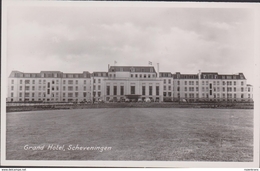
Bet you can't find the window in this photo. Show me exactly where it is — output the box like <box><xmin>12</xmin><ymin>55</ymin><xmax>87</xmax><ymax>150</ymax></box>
<box><xmin>140</xmin><ymin>74</ymin><xmax>142</xmax><ymax>78</ymax></box>
<box><xmin>234</xmin><ymin>87</ymin><xmax>236</xmax><ymax>92</ymax></box>
<box><xmin>11</xmin><ymin>93</ymin><xmax>13</xmax><ymax>97</ymax></box>
<box><xmin>210</xmin><ymin>83</ymin><xmax>212</xmax><ymax>89</ymax></box>
<box><xmin>11</xmin><ymin>80</ymin><xmax>14</xmax><ymax>84</ymax></box>
<box><xmin>32</xmin><ymin>93</ymin><xmax>35</xmax><ymax>97</ymax></box>
<box><xmin>47</xmin><ymin>89</ymin><xmax>50</xmax><ymax>94</ymax></box>
<box><xmin>68</xmin><ymin>86</ymin><xmax>73</xmax><ymax>91</ymax></box>
<box><xmin>142</xmin><ymin>86</ymin><xmax>146</xmax><ymax>95</ymax></box>
<box><xmin>84</xmin><ymin>86</ymin><xmax>86</xmax><ymax>91</ymax></box>
<box><xmin>241</xmin><ymin>88</ymin><xmax>244</xmax><ymax>92</ymax></box>
<box><xmin>184</xmin><ymin>81</ymin><xmax>187</xmax><ymax>85</ymax></box>
<box><xmin>20</xmin><ymin>86</ymin><xmax>22</xmax><ymax>91</ymax></box>
<box><xmin>241</xmin><ymin>81</ymin><xmax>244</xmax><ymax>86</ymax></box>
<box><xmin>131</xmin><ymin>74</ymin><xmax>133</xmax><ymax>78</ymax></box>
<box><xmin>11</xmin><ymin>86</ymin><xmax>14</xmax><ymax>91</ymax></box>
<box><xmin>114</xmin><ymin>86</ymin><xmax>117</xmax><ymax>95</ymax></box>
<box><xmin>63</xmin><ymin>93</ymin><xmax>66</xmax><ymax>97</ymax></box>
<box><xmin>164</xmin><ymin>79</ymin><xmax>166</xmax><ymax>84</ymax></box>
<box><xmin>241</xmin><ymin>94</ymin><xmax>244</xmax><ymax>98</ymax></box>
<box><xmin>32</xmin><ymin>86</ymin><xmax>35</xmax><ymax>91</ymax></box>
<box><xmin>168</xmin><ymin>79</ymin><xmax>171</xmax><ymax>84</ymax></box>
<box><xmin>25</xmin><ymin>93</ymin><xmax>30</xmax><ymax>97</ymax></box>
<box><xmin>168</xmin><ymin>92</ymin><xmax>171</xmax><ymax>97</ymax></box>
<box><xmin>20</xmin><ymin>80</ymin><xmax>23</xmax><ymax>84</ymax></box>
<box><xmin>131</xmin><ymin>86</ymin><xmax>135</xmax><ymax>94</ymax></box>
<box><xmin>76</xmin><ymin>86</ymin><xmax>78</xmax><ymax>91</ymax></box>
<box><xmin>98</xmin><ymin>79</ymin><xmax>100</xmax><ymax>83</ymax></box>
<box><xmin>248</xmin><ymin>88</ymin><xmax>250</xmax><ymax>92</ymax></box>
<box><xmin>148</xmin><ymin>74</ymin><xmax>150</xmax><ymax>78</ymax></box>
<box><xmin>19</xmin><ymin>93</ymin><xmax>22</xmax><ymax>97</ymax></box>
<box><xmin>68</xmin><ymin>93</ymin><xmax>73</xmax><ymax>97</ymax></box>
<box><xmin>75</xmin><ymin>92</ymin><xmax>78</xmax><ymax>97</ymax></box>
<box><xmin>98</xmin><ymin>85</ymin><xmax>100</xmax><ymax>90</ymax></box>
<box><xmin>196</xmin><ymin>81</ymin><xmax>198</xmax><ymax>85</ymax></box>
<box><xmin>52</xmin><ymin>80</ymin><xmax>55</xmax><ymax>84</ymax></box>
<box><xmin>202</xmin><ymin>81</ymin><xmax>204</xmax><ymax>85</ymax></box>
<box><xmin>202</xmin><ymin>87</ymin><xmax>205</xmax><ymax>92</ymax></box>
<box><xmin>177</xmin><ymin>81</ymin><xmax>180</xmax><ymax>85</ymax></box>
<box><xmin>68</xmin><ymin>80</ymin><xmax>73</xmax><ymax>84</ymax></box>
<box><xmin>149</xmin><ymin>86</ymin><xmax>152</xmax><ymax>95</ymax></box>
<box><xmin>63</xmin><ymin>80</ymin><xmax>66</xmax><ymax>84</ymax></box>
<box><xmin>47</xmin><ymin>82</ymin><xmax>50</xmax><ymax>88</ymax></box>
<box><xmin>56</xmin><ymin>86</ymin><xmax>59</xmax><ymax>91</ymax></box>
<box><xmin>163</xmin><ymin>92</ymin><xmax>166</xmax><ymax>97</ymax></box>
<box><xmin>25</xmin><ymin>80</ymin><xmax>30</xmax><ymax>84</ymax></box>
<box><xmin>76</xmin><ymin>80</ymin><xmax>78</xmax><ymax>84</ymax></box>
<box><xmin>217</xmin><ymin>81</ymin><xmax>219</xmax><ymax>85</ymax></box>
<box><xmin>84</xmin><ymin>80</ymin><xmax>86</xmax><ymax>84</ymax></box>
<box><xmin>223</xmin><ymin>87</ymin><xmax>225</xmax><ymax>92</ymax></box>
<box><xmin>63</xmin><ymin>86</ymin><xmax>66</xmax><ymax>91</ymax></box>
<box><xmin>164</xmin><ymin>86</ymin><xmax>166</xmax><ymax>91</ymax></box>
<box><xmin>185</xmin><ymin>87</ymin><xmax>187</xmax><ymax>91</ymax></box>
<box><xmin>93</xmin><ymin>85</ymin><xmax>96</xmax><ymax>90</ymax></box>
<box><xmin>107</xmin><ymin>86</ymin><xmax>110</xmax><ymax>95</ymax></box>
<box><xmin>25</xmin><ymin>86</ymin><xmax>30</xmax><ymax>91</ymax></box>
<box><xmin>196</xmin><ymin>87</ymin><xmax>199</xmax><ymax>91</ymax></box>
<box><xmin>97</xmin><ymin>92</ymin><xmax>101</xmax><ymax>97</ymax></box>
<box><xmin>120</xmin><ymin>86</ymin><xmax>124</xmax><ymax>95</ymax></box>
<box><xmin>206</xmin><ymin>81</ymin><xmax>208</xmax><ymax>85</ymax></box>
<box><xmin>156</xmin><ymin>86</ymin><xmax>159</xmax><ymax>96</ymax></box>
<box><xmin>43</xmin><ymin>80</ymin><xmax>46</xmax><ymax>84</ymax></box>
<box><xmin>234</xmin><ymin>81</ymin><xmax>236</xmax><ymax>86</ymax></box>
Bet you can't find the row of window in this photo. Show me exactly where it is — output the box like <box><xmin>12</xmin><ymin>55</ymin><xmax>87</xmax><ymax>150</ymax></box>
<box><xmin>11</xmin><ymin>79</ymin><xmax>89</xmax><ymax>85</ymax></box>
<box><xmin>130</xmin><ymin>74</ymin><xmax>156</xmax><ymax>78</ymax></box>
<box><xmin>162</xmin><ymin>80</ymin><xmax>245</xmax><ymax>86</ymax></box>
<box><xmin>11</xmin><ymin>86</ymin><xmax>90</xmax><ymax>92</ymax></box>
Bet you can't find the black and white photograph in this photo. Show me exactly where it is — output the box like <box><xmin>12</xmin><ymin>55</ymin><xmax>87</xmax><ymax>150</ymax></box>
<box><xmin>1</xmin><ymin>0</ymin><xmax>260</xmax><ymax>168</ymax></box>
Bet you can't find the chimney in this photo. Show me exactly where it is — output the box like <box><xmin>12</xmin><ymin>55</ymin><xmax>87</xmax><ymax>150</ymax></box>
<box><xmin>157</xmin><ymin>63</ymin><xmax>159</xmax><ymax>78</ymax></box>
<box><xmin>108</xmin><ymin>64</ymin><xmax>110</xmax><ymax>71</ymax></box>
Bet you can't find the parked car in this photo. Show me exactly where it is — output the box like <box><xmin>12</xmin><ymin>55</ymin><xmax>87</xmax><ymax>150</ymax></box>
<box><xmin>138</xmin><ymin>98</ymin><xmax>143</xmax><ymax>102</ymax></box>
<box><xmin>109</xmin><ymin>99</ymin><xmax>114</xmax><ymax>103</ymax></box>
<box><xmin>125</xmin><ymin>98</ymin><xmax>130</xmax><ymax>102</ymax></box>
<box><xmin>98</xmin><ymin>99</ymin><xmax>104</xmax><ymax>103</ymax></box>
<box><xmin>144</xmin><ymin>98</ymin><xmax>151</xmax><ymax>103</ymax></box>
<box><xmin>131</xmin><ymin>99</ymin><xmax>137</xmax><ymax>102</ymax></box>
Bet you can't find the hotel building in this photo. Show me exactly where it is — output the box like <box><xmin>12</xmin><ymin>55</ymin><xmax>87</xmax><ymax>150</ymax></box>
<box><xmin>7</xmin><ymin>65</ymin><xmax>253</xmax><ymax>103</ymax></box>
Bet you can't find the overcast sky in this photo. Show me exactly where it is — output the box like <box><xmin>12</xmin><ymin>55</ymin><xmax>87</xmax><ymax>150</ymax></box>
<box><xmin>6</xmin><ymin>3</ymin><xmax>257</xmax><ymax>84</ymax></box>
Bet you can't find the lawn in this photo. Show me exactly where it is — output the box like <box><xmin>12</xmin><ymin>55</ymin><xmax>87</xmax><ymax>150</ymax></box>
<box><xmin>6</xmin><ymin>108</ymin><xmax>253</xmax><ymax>161</ymax></box>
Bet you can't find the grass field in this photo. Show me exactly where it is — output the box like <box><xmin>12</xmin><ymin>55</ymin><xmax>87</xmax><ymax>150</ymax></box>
<box><xmin>6</xmin><ymin>108</ymin><xmax>253</xmax><ymax>161</ymax></box>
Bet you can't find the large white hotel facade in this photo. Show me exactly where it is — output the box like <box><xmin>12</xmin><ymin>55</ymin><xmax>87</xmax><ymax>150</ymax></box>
<box><xmin>7</xmin><ymin>65</ymin><xmax>253</xmax><ymax>103</ymax></box>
